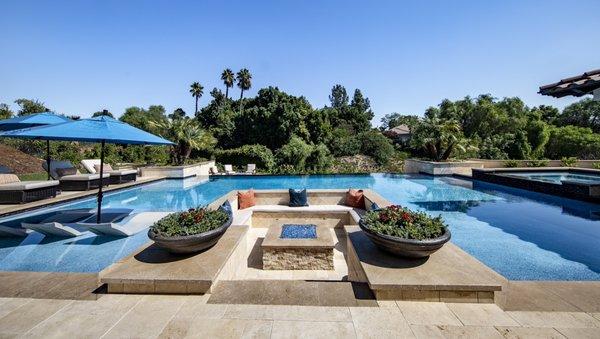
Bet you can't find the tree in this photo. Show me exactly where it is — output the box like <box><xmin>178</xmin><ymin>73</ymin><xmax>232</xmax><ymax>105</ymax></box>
<box><xmin>236</xmin><ymin>68</ymin><xmax>252</xmax><ymax>100</ymax></box>
<box><xmin>411</xmin><ymin>118</ymin><xmax>469</xmax><ymax>161</ymax></box>
<box><xmin>91</xmin><ymin>110</ymin><xmax>114</xmax><ymax>118</ymax></box>
<box><xmin>221</xmin><ymin>68</ymin><xmax>235</xmax><ymax>99</ymax></box>
<box><xmin>0</xmin><ymin>103</ymin><xmax>14</xmax><ymax>119</ymax></box>
<box><xmin>380</xmin><ymin>113</ymin><xmax>420</xmax><ymax>130</ymax></box>
<box><xmin>329</xmin><ymin>84</ymin><xmax>349</xmax><ymax>109</ymax></box>
<box><xmin>189</xmin><ymin>82</ymin><xmax>204</xmax><ymax>114</ymax></box>
<box><xmin>169</xmin><ymin>108</ymin><xmax>186</xmax><ymax>120</ymax></box>
<box><xmin>326</xmin><ymin>86</ymin><xmax>373</xmax><ymax>133</ymax></box>
<box><xmin>14</xmin><ymin>98</ymin><xmax>49</xmax><ymax>116</ymax></box>
<box><xmin>545</xmin><ymin>125</ymin><xmax>600</xmax><ymax>159</ymax></box>
<box><xmin>150</xmin><ymin>117</ymin><xmax>216</xmax><ymax>165</ymax></box>
<box><xmin>557</xmin><ymin>98</ymin><xmax>600</xmax><ymax>133</ymax></box>
<box><xmin>119</xmin><ymin>105</ymin><xmax>168</xmax><ymax>133</ymax></box>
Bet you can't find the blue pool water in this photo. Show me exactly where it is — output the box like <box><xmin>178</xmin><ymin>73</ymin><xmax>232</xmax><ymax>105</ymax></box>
<box><xmin>280</xmin><ymin>224</ymin><xmax>317</xmax><ymax>239</ymax></box>
<box><xmin>0</xmin><ymin>174</ymin><xmax>599</xmax><ymax>280</ymax></box>
<box><xmin>503</xmin><ymin>171</ymin><xmax>600</xmax><ymax>185</ymax></box>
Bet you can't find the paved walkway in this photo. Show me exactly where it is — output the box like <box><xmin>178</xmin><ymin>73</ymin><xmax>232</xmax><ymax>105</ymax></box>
<box><xmin>0</xmin><ymin>294</ymin><xmax>598</xmax><ymax>338</ymax></box>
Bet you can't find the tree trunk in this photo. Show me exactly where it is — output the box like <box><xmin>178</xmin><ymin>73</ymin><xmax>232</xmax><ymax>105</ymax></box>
<box><xmin>441</xmin><ymin>142</ymin><xmax>455</xmax><ymax>161</ymax></box>
<box><xmin>195</xmin><ymin>96</ymin><xmax>198</xmax><ymax>115</ymax></box>
<box><xmin>225</xmin><ymin>86</ymin><xmax>229</xmax><ymax>100</ymax></box>
<box><xmin>240</xmin><ymin>89</ymin><xmax>244</xmax><ymax>100</ymax></box>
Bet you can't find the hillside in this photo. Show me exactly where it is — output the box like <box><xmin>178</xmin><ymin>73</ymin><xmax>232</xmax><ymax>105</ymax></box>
<box><xmin>0</xmin><ymin>143</ymin><xmax>45</xmax><ymax>174</ymax></box>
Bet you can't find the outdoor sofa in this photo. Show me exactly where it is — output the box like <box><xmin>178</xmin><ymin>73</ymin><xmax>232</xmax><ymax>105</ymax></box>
<box><xmin>43</xmin><ymin>160</ymin><xmax>110</xmax><ymax>191</ymax></box>
<box><xmin>81</xmin><ymin>159</ymin><xmax>138</xmax><ymax>184</ymax></box>
<box><xmin>0</xmin><ymin>174</ymin><xmax>59</xmax><ymax>204</ymax></box>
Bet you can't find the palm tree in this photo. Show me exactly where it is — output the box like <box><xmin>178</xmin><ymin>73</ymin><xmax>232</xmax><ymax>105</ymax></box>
<box><xmin>221</xmin><ymin>69</ymin><xmax>235</xmax><ymax>99</ymax></box>
<box><xmin>189</xmin><ymin>82</ymin><xmax>204</xmax><ymax>114</ymax></box>
<box><xmin>411</xmin><ymin>118</ymin><xmax>473</xmax><ymax>161</ymax></box>
<box><xmin>236</xmin><ymin>69</ymin><xmax>252</xmax><ymax>100</ymax></box>
<box><xmin>150</xmin><ymin>117</ymin><xmax>216</xmax><ymax>165</ymax></box>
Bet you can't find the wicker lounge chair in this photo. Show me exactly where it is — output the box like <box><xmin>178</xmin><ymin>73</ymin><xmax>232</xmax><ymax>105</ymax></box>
<box><xmin>0</xmin><ymin>174</ymin><xmax>59</xmax><ymax>204</ymax></box>
<box><xmin>81</xmin><ymin>159</ymin><xmax>138</xmax><ymax>184</ymax></box>
<box><xmin>43</xmin><ymin>160</ymin><xmax>110</xmax><ymax>191</ymax></box>
<box><xmin>209</xmin><ymin>166</ymin><xmax>224</xmax><ymax>175</ymax></box>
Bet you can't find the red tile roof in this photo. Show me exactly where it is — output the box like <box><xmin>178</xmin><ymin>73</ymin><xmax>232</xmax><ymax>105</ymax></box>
<box><xmin>539</xmin><ymin>69</ymin><xmax>600</xmax><ymax>98</ymax></box>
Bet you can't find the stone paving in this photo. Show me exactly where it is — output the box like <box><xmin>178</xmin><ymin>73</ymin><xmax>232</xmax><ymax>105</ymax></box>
<box><xmin>0</xmin><ymin>294</ymin><xmax>599</xmax><ymax>338</ymax></box>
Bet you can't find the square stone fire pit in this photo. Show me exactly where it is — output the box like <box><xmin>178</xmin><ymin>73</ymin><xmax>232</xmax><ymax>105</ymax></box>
<box><xmin>262</xmin><ymin>224</ymin><xmax>335</xmax><ymax>270</ymax></box>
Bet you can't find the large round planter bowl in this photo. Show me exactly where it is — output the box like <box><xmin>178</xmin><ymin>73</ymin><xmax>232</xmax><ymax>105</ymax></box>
<box><xmin>148</xmin><ymin>214</ymin><xmax>233</xmax><ymax>254</ymax></box>
<box><xmin>358</xmin><ymin>219</ymin><xmax>451</xmax><ymax>258</ymax></box>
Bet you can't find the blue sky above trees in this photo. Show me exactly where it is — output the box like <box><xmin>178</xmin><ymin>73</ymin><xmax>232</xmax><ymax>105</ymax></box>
<box><xmin>1</xmin><ymin>0</ymin><xmax>599</xmax><ymax>125</ymax></box>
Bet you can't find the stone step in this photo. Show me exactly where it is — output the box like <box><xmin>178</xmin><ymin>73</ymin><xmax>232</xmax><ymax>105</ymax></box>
<box><xmin>208</xmin><ymin>280</ymin><xmax>376</xmax><ymax>307</ymax></box>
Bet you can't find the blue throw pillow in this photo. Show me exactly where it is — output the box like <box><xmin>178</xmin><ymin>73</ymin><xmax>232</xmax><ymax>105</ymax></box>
<box><xmin>289</xmin><ymin>189</ymin><xmax>308</xmax><ymax>207</ymax></box>
<box><xmin>371</xmin><ymin>202</ymin><xmax>380</xmax><ymax>210</ymax></box>
<box><xmin>220</xmin><ymin>200</ymin><xmax>233</xmax><ymax>215</ymax></box>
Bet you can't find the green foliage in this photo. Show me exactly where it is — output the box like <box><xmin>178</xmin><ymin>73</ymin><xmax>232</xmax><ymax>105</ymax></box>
<box><xmin>358</xmin><ymin>130</ymin><xmax>395</xmax><ymax>165</ymax></box>
<box><xmin>189</xmin><ymin>82</ymin><xmax>204</xmax><ymax>114</ymax></box>
<box><xmin>380</xmin><ymin>113</ymin><xmax>420</xmax><ymax>130</ymax></box>
<box><xmin>328</xmin><ymin>127</ymin><xmax>361</xmax><ymax>157</ymax></box>
<box><xmin>560</xmin><ymin>157</ymin><xmax>578</xmax><ymax>167</ymax></box>
<box><xmin>221</xmin><ymin>69</ymin><xmax>235</xmax><ymax>99</ymax></box>
<box><xmin>410</xmin><ymin>117</ymin><xmax>469</xmax><ymax>161</ymax></box>
<box><xmin>275</xmin><ymin>135</ymin><xmax>313</xmax><ymax>172</ymax></box>
<box><xmin>503</xmin><ymin>160</ymin><xmax>520</xmax><ymax>168</ymax></box>
<box><xmin>91</xmin><ymin>110</ymin><xmax>114</xmax><ymax>118</ymax></box>
<box><xmin>236</xmin><ymin>68</ymin><xmax>252</xmax><ymax>100</ymax></box>
<box><xmin>526</xmin><ymin>120</ymin><xmax>550</xmax><ymax>158</ymax></box>
<box><xmin>526</xmin><ymin>159</ymin><xmax>549</xmax><ymax>167</ymax></box>
<box><xmin>120</xmin><ymin>105</ymin><xmax>168</xmax><ymax>133</ymax></box>
<box><xmin>214</xmin><ymin>144</ymin><xmax>275</xmax><ymax>170</ymax></box>
<box><xmin>150</xmin><ymin>207</ymin><xmax>229</xmax><ymax>237</ymax></box>
<box><xmin>557</xmin><ymin>98</ymin><xmax>600</xmax><ymax>133</ymax></box>
<box><xmin>150</xmin><ymin>117</ymin><xmax>215</xmax><ymax>165</ymax></box>
<box><xmin>326</xmin><ymin>86</ymin><xmax>374</xmax><ymax>133</ymax></box>
<box><xmin>593</xmin><ymin>162</ymin><xmax>600</xmax><ymax>170</ymax></box>
<box><xmin>14</xmin><ymin>98</ymin><xmax>49</xmax><ymax>116</ymax></box>
<box><xmin>545</xmin><ymin>126</ymin><xmax>600</xmax><ymax>159</ymax></box>
<box><xmin>362</xmin><ymin>205</ymin><xmax>446</xmax><ymax>240</ymax></box>
<box><xmin>0</xmin><ymin>103</ymin><xmax>14</xmax><ymax>119</ymax></box>
<box><xmin>306</xmin><ymin>143</ymin><xmax>334</xmax><ymax>172</ymax></box>
<box><xmin>18</xmin><ymin>172</ymin><xmax>48</xmax><ymax>181</ymax></box>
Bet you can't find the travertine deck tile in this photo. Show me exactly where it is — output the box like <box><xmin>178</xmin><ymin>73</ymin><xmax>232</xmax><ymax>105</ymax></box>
<box><xmin>102</xmin><ymin>295</ymin><xmax>186</xmax><ymax>338</ymax></box>
<box><xmin>410</xmin><ymin>325</ymin><xmax>504</xmax><ymax>339</ymax></box>
<box><xmin>396</xmin><ymin>301</ymin><xmax>462</xmax><ymax>326</ymax></box>
<box><xmin>447</xmin><ymin>303</ymin><xmax>519</xmax><ymax>326</ymax></box>
<box><xmin>270</xmin><ymin>305</ymin><xmax>351</xmax><ymax>322</ymax></box>
<box><xmin>507</xmin><ymin>311</ymin><xmax>600</xmax><ymax>328</ymax></box>
<box><xmin>270</xmin><ymin>320</ymin><xmax>356</xmax><ymax>339</ymax></box>
<box><xmin>0</xmin><ymin>297</ymin><xmax>31</xmax><ymax>319</ymax></box>
<box><xmin>0</xmin><ymin>298</ymin><xmax>72</xmax><ymax>336</ymax></box>
<box><xmin>495</xmin><ymin>326</ymin><xmax>566</xmax><ymax>338</ymax></box>
<box><xmin>555</xmin><ymin>327</ymin><xmax>600</xmax><ymax>339</ymax></box>
<box><xmin>350</xmin><ymin>306</ymin><xmax>414</xmax><ymax>338</ymax></box>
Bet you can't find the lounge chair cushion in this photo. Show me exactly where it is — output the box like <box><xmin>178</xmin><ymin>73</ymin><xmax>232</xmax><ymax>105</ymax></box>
<box><xmin>0</xmin><ymin>174</ymin><xmax>19</xmax><ymax>185</ymax></box>
<box><xmin>94</xmin><ymin>163</ymin><xmax>113</xmax><ymax>173</ymax></box>
<box><xmin>60</xmin><ymin>173</ymin><xmax>109</xmax><ymax>181</ymax></box>
<box><xmin>43</xmin><ymin>160</ymin><xmax>78</xmax><ymax>180</ymax></box>
<box><xmin>110</xmin><ymin>169</ymin><xmax>137</xmax><ymax>176</ymax></box>
<box><xmin>0</xmin><ymin>180</ymin><xmax>59</xmax><ymax>191</ymax></box>
<box><xmin>289</xmin><ymin>189</ymin><xmax>308</xmax><ymax>207</ymax></box>
<box><xmin>238</xmin><ymin>189</ymin><xmax>256</xmax><ymax>209</ymax></box>
<box><xmin>56</xmin><ymin>167</ymin><xmax>77</xmax><ymax>177</ymax></box>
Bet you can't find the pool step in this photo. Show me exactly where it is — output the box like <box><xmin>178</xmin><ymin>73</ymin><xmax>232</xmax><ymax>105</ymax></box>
<box><xmin>208</xmin><ymin>280</ymin><xmax>377</xmax><ymax>307</ymax></box>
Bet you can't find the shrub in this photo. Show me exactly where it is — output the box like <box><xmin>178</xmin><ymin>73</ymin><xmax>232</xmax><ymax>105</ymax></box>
<box><xmin>503</xmin><ymin>160</ymin><xmax>520</xmax><ymax>168</ymax></box>
<box><xmin>358</xmin><ymin>130</ymin><xmax>395</xmax><ymax>165</ymax></box>
<box><xmin>275</xmin><ymin>136</ymin><xmax>313</xmax><ymax>171</ymax></box>
<box><xmin>150</xmin><ymin>207</ymin><xmax>229</xmax><ymax>237</ymax></box>
<box><xmin>593</xmin><ymin>162</ymin><xmax>600</xmax><ymax>170</ymax></box>
<box><xmin>328</xmin><ymin>128</ymin><xmax>361</xmax><ymax>157</ymax></box>
<box><xmin>214</xmin><ymin>144</ymin><xmax>275</xmax><ymax>171</ymax></box>
<box><xmin>560</xmin><ymin>157</ymin><xmax>578</xmax><ymax>167</ymax></box>
<box><xmin>362</xmin><ymin>205</ymin><xmax>446</xmax><ymax>240</ymax></box>
<box><xmin>545</xmin><ymin>126</ymin><xmax>600</xmax><ymax>159</ymax></box>
<box><xmin>526</xmin><ymin>159</ymin><xmax>549</xmax><ymax>167</ymax></box>
<box><xmin>305</xmin><ymin>143</ymin><xmax>333</xmax><ymax>172</ymax></box>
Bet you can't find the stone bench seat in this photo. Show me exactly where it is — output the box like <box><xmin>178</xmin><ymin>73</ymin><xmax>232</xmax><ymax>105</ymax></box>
<box><xmin>232</xmin><ymin>204</ymin><xmax>364</xmax><ymax>227</ymax></box>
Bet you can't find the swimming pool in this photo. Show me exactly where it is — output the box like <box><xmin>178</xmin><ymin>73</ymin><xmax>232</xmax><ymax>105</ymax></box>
<box><xmin>0</xmin><ymin>174</ymin><xmax>599</xmax><ymax>280</ymax></box>
<box><xmin>503</xmin><ymin>171</ymin><xmax>600</xmax><ymax>185</ymax></box>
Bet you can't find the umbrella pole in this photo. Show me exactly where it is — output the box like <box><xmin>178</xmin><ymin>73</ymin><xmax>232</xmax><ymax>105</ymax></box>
<box><xmin>97</xmin><ymin>140</ymin><xmax>105</xmax><ymax>224</ymax></box>
<box><xmin>46</xmin><ymin>140</ymin><xmax>51</xmax><ymax>180</ymax></box>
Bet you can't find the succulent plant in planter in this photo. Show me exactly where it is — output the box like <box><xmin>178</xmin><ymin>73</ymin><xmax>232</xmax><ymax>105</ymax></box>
<box><xmin>148</xmin><ymin>203</ymin><xmax>233</xmax><ymax>254</ymax></box>
<box><xmin>359</xmin><ymin>205</ymin><xmax>451</xmax><ymax>258</ymax></box>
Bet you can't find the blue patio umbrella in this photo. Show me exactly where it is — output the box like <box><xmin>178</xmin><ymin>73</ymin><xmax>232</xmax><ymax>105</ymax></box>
<box><xmin>0</xmin><ymin>112</ymin><xmax>72</xmax><ymax>179</ymax></box>
<box><xmin>0</xmin><ymin>116</ymin><xmax>174</xmax><ymax>222</ymax></box>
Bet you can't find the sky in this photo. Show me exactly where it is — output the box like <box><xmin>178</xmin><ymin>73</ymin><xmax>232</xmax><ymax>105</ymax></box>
<box><xmin>1</xmin><ymin>0</ymin><xmax>599</xmax><ymax>125</ymax></box>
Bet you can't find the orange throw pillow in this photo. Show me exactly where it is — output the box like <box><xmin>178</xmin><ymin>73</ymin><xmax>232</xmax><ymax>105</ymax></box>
<box><xmin>345</xmin><ymin>189</ymin><xmax>365</xmax><ymax>209</ymax></box>
<box><xmin>238</xmin><ymin>189</ymin><xmax>256</xmax><ymax>210</ymax></box>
